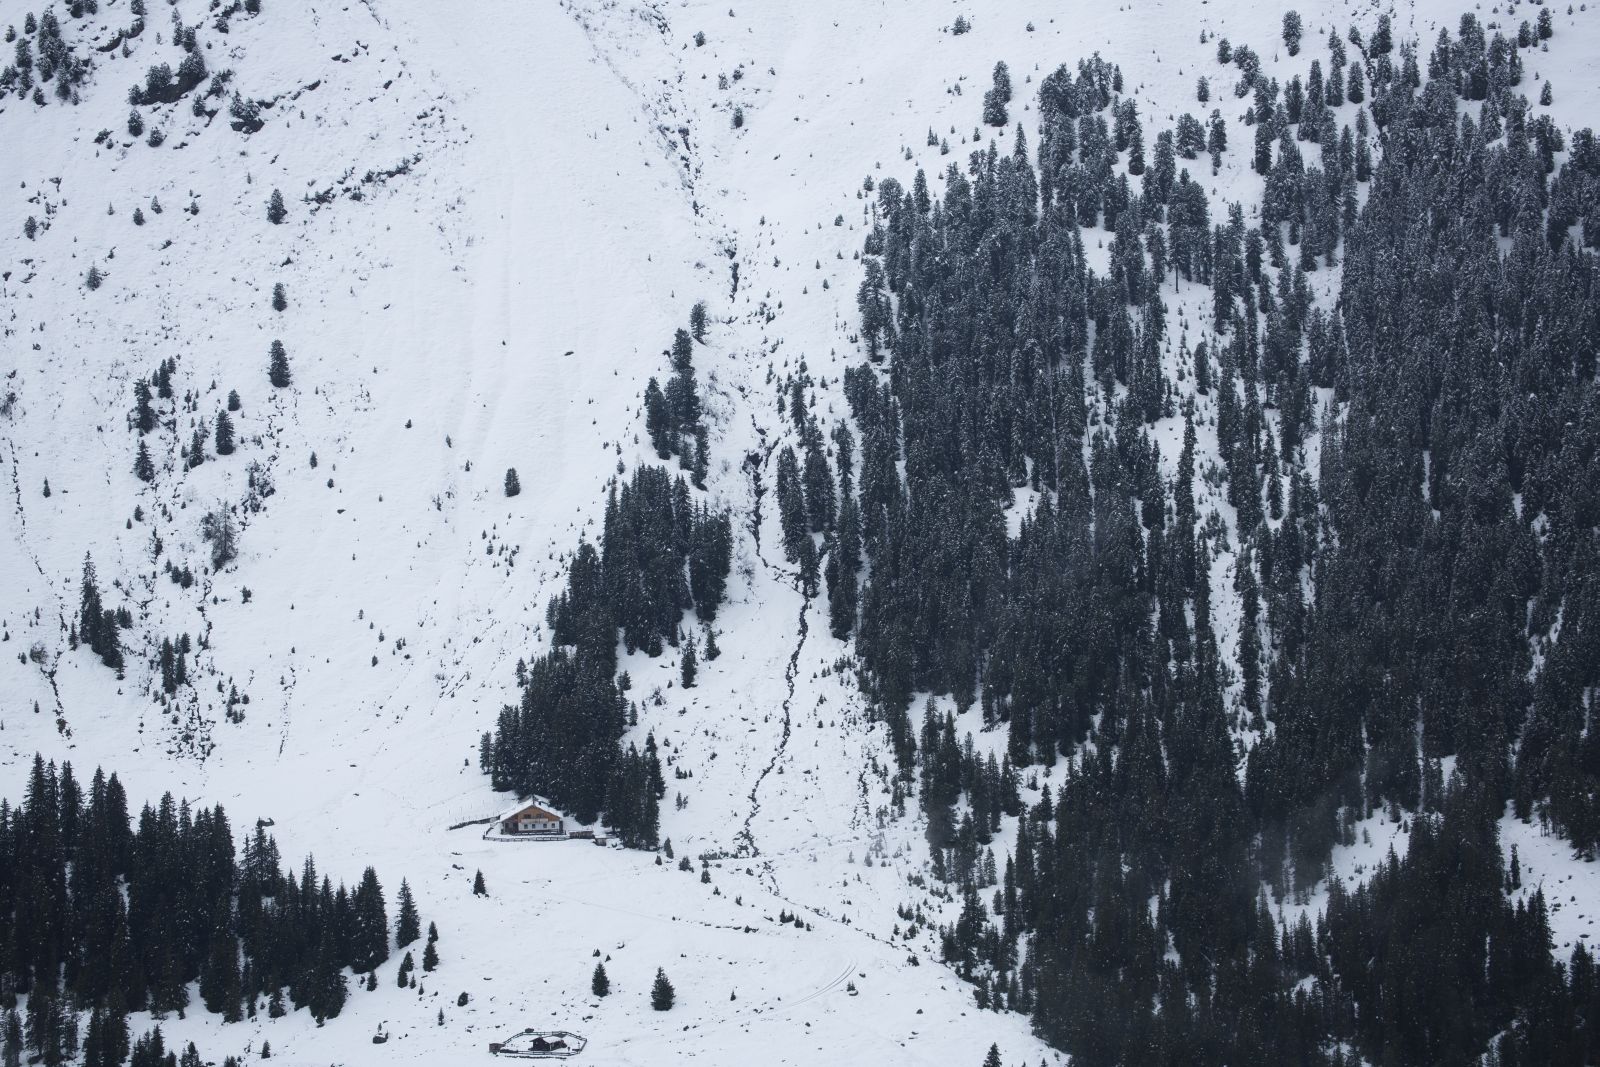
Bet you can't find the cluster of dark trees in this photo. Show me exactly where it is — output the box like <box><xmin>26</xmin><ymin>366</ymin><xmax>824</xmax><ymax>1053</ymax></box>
<box><xmin>132</xmin><ymin>353</ymin><xmax>250</xmax><ymax>482</ymax></box>
<box><xmin>482</xmin><ymin>378</ymin><xmax>732</xmax><ymax>843</ymax></box>
<box><xmin>75</xmin><ymin>556</ymin><xmax>128</xmax><ymax>673</ymax></box>
<box><xmin>771</xmin><ymin>373</ymin><xmax>860</xmax><ymax>635</ymax></box>
<box><xmin>0</xmin><ymin>756</ymin><xmax>426</xmax><ymax>1066</ymax></box>
<box><xmin>841</xmin><ymin>9</ymin><xmax>1600</xmax><ymax>1064</ymax></box>
<box><xmin>645</xmin><ymin>309</ymin><xmax>712</xmax><ymax>487</ymax></box>
<box><xmin>127</xmin><ymin>50</ymin><xmax>207</xmax><ymax>107</ymax></box>
<box><xmin>0</xmin><ymin>7</ymin><xmax>94</xmax><ymax>105</ymax></box>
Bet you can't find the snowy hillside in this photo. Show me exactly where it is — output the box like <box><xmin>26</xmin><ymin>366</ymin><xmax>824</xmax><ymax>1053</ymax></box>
<box><xmin>5</xmin><ymin>0</ymin><xmax>1600</xmax><ymax>1063</ymax></box>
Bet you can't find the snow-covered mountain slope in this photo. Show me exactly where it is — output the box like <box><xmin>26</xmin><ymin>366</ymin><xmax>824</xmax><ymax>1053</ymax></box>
<box><xmin>4</xmin><ymin>0</ymin><xmax>1600</xmax><ymax>1062</ymax></box>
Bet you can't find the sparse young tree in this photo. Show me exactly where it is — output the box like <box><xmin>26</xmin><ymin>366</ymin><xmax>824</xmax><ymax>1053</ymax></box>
<box><xmin>271</xmin><ymin>282</ymin><xmax>287</xmax><ymax>312</ymax></box>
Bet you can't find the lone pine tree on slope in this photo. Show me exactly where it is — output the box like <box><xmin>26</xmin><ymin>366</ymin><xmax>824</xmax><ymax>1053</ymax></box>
<box><xmin>268</xmin><ymin>340</ymin><xmax>291</xmax><ymax>388</ymax></box>
<box><xmin>681</xmin><ymin>635</ymin><xmax>697</xmax><ymax>688</ymax></box>
<box><xmin>651</xmin><ymin>968</ymin><xmax>674</xmax><ymax>1011</ymax></box>
<box><xmin>1282</xmin><ymin>9</ymin><xmax>1302</xmax><ymax>54</ymax></box>
<box><xmin>134</xmin><ymin>439</ymin><xmax>155</xmax><ymax>482</ymax></box>
<box><xmin>215</xmin><ymin>409</ymin><xmax>235</xmax><ymax>456</ymax></box>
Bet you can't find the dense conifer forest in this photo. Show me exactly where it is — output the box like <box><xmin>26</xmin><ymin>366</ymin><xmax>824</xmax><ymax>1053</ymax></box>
<box><xmin>836</xmin><ymin>10</ymin><xmax>1600</xmax><ymax>1065</ymax></box>
<box><xmin>481</xmin><ymin>313</ymin><xmax>731</xmax><ymax>848</ymax></box>
<box><xmin>0</xmin><ymin>756</ymin><xmax>425</xmax><ymax>1066</ymax></box>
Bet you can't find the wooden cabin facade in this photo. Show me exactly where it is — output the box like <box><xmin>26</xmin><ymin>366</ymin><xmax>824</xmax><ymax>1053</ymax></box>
<box><xmin>500</xmin><ymin>802</ymin><xmax>565</xmax><ymax>837</ymax></box>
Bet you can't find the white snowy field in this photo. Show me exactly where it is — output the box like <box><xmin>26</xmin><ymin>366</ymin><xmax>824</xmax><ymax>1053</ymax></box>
<box><xmin>3</xmin><ymin>0</ymin><xmax>1599</xmax><ymax>1062</ymax></box>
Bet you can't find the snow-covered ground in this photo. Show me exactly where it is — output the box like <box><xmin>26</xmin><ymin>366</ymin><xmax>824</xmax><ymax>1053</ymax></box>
<box><xmin>4</xmin><ymin>0</ymin><xmax>1599</xmax><ymax>1062</ymax></box>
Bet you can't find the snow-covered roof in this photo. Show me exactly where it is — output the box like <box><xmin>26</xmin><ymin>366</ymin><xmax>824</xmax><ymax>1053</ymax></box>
<box><xmin>499</xmin><ymin>799</ymin><xmax>564</xmax><ymax>823</ymax></box>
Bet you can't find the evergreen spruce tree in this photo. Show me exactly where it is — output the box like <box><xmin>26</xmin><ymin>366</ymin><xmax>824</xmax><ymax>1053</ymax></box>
<box><xmin>266</xmin><ymin>188</ymin><xmax>286</xmax><ymax>224</ymax></box>
<box><xmin>504</xmin><ymin>468</ymin><xmax>521</xmax><ymax>497</ymax></box>
<box><xmin>671</xmin><ymin>328</ymin><xmax>694</xmax><ymax>374</ymax></box>
<box><xmin>680</xmin><ymin>635</ymin><xmax>697</xmax><ymax>688</ymax></box>
<box><xmin>134</xmin><ymin>379</ymin><xmax>157</xmax><ymax>433</ymax></box>
<box><xmin>215</xmin><ymin>409</ymin><xmax>235</xmax><ymax>456</ymax></box>
<box><xmin>644</xmin><ymin>378</ymin><xmax>672</xmax><ymax>458</ymax></box>
<box><xmin>591</xmin><ymin>962</ymin><xmax>610</xmax><ymax>998</ymax></box>
<box><xmin>352</xmin><ymin>867</ymin><xmax>390</xmax><ymax>971</ymax></box>
<box><xmin>267</xmin><ymin>340</ymin><xmax>291</xmax><ymax>388</ymax></box>
<box><xmin>1282</xmin><ymin>10</ymin><xmax>1303</xmax><ymax>54</ymax></box>
<box><xmin>422</xmin><ymin>937</ymin><xmax>439</xmax><ymax>973</ymax></box>
<box><xmin>650</xmin><ymin>968</ymin><xmax>674</xmax><ymax>1011</ymax></box>
<box><xmin>134</xmin><ymin>439</ymin><xmax>155</xmax><ymax>483</ymax></box>
<box><xmin>395</xmin><ymin>879</ymin><xmax>420</xmax><ymax>947</ymax></box>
